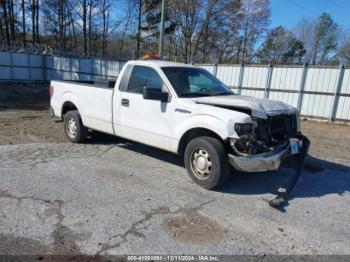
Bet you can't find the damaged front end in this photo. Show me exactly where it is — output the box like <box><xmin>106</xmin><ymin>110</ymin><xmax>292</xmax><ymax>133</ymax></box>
<box><xmin>227</xmin><ymin>112</ymin><xmax>310</xmax><ymax>208</ymax></box>
<box><xmin>229</xmin><ymin>113</ymin><xmax>301</xmax><ymax>172</ymax></box>
<box><xmin>196</xmin><ymin>95</ymin><xmax>310</xmax><ymax>207</ymax></box>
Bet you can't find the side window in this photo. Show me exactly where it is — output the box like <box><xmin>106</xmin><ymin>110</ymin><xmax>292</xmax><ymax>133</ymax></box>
<box><xmin>127</xmin><ymin>66</ymin><xmax>163</xmax><ymax>93</ymax></box>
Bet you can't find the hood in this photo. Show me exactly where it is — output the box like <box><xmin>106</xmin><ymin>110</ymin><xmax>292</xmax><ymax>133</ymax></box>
<box><xmin>195</xmin><ymin>95</ymin><xmax>298</xmax><ymax>119</ymax></box>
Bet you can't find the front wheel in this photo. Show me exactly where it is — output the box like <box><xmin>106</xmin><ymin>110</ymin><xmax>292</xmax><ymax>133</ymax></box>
<box><xmin>184</xmin><ymin>136</ymin><xmax>230</xmax><ymax>189</ymax></box>
<box><xmin>63</xmin><ymin>110</ymin><xmax>88</xmax><ymax>143</ymax></box>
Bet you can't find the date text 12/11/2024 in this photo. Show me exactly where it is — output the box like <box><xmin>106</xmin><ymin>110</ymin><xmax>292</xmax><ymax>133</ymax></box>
<box><xmin>127</xmin><ymin>255</ymin><xmax>220</xmax><ymax>261</ymax></box>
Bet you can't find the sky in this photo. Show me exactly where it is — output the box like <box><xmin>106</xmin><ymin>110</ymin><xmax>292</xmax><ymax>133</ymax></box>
<box><xmin>270</xmin><ymin>0</ymin><xmax>350</xmax><ymax>29</ymax></box>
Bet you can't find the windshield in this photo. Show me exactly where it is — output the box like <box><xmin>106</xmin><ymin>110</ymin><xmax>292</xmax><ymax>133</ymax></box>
<box><xmin>162</xmin><ymin>67</ymin><xmax>233</xmax><ymax>98</ymax></box>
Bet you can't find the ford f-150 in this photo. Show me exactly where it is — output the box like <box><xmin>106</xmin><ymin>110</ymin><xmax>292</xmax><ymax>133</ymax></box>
<box><xmin>50</xmin><ymin>58</ymin><xmax>309</xmax><ymax>205</ymax></box>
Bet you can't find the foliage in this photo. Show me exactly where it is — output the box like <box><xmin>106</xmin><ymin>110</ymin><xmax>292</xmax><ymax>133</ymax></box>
<box><xmin>257</xmin><ymin>26</ymin><xmax>305</xmax><ymax>64</ymax></box>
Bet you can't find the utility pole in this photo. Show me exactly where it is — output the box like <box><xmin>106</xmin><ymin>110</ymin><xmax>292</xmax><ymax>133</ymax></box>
<box><xmin>159</xmin><ymin>0</ymin><xmax>165</xmax><ymax>59</ymax></box>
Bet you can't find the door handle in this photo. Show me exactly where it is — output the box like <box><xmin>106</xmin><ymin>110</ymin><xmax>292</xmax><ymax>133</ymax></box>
<box><xmin>121</xmin><ymin>98</ymin><xmax>129</xmax><ymax>107</ymax></box>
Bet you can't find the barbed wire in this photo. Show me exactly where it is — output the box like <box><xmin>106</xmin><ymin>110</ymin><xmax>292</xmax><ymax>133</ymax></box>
<box><xmin>0</xmin><ymin>41</ymin><xmax>53</xmax><ymax>55</ymax></box>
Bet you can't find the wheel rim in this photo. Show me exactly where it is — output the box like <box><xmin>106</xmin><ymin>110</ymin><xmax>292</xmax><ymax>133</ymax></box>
<box><xmin>67</xmin><ymin>117</ymin><xmax>78</xmax><ymax>138</ymax></box>
<box><xmin>190</xmin><ymin>148</ymin><xmax>212</xmax><ymax>180</ymax></box>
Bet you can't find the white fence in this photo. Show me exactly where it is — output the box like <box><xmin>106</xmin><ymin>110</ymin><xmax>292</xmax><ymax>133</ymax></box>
<box><xmin>0</xmin><ymin>51</ymin><xmax>125</xmax><ymax>81</ymax></box>
<box><xmin>199</xmin><ymin>64</ymin><xmax>350</xmax><ymax>122</ymax></box>
<box><xmin>0</xmin><ymin>51</ymin><xmax>349</xmax><ymax>122</ymax></box>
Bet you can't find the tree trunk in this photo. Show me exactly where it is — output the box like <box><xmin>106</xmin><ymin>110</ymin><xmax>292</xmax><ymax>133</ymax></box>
<box><xmin>241</xmin><ymin>29</ymin><xmax>248</xmax><ymax>63</ymax></box>
<box><xmin>9</xmin><ymin>0</ymin><xmax>15</xmax><ymax>42</ymax></box>
<box><xmin>119</xmin><ymin>1</ymin><xmax>132</xmax><ymax>59</ymax></box>
<box><xmin>2</xmin><ymin>1</ymin><xmax>10</xmax><ymax>44</ymax></box>
<box><xmin>311</xmin><ymin>37</ymin><xmax>320</xmax><ymax>65</ymax></box>
<box><xmin>83</xmin><ymin>0</ymin><xmax>87</xmax><ymax>56</ymax></box>
<box><xmin>69</xmin><ymin>6</ymin><xmax>77</xmax><ymax>52</ymax></box>
<box><xmin>102</xmin><ymin>1</ymin><xmax>107</xmax><ymax>57</ymax></box>
<box><xmin>136</xmin><ymin>0</ymin><xmax>143</xmax><ymax>59</ymax></box>
<box><xmin>0</xmin><ymin>16</ymin><xmax>4</xmax><ymax>41</ymax></box>
<box><xmin>21</xmin><ymin>0</ymin><xmax>26</xmax><ymax>46</ymax></box>
<box><xmin>31</xmin><ymin>0</ymin><xmax>36</xmax><ymax>44</ymax></box>
<box><xmin>105</xmin><ymin>12</ymin><xmax>109</xmax><ymax>57</ymax></box>
<box><xmin>88</xmin><ymin>1</ymin><xmax>92</xmax><ymax>56</ymax></box>
<box><xmin>35</xmin><ymin>0</ymin><xmax>39</xmax><ymax>43</ymax></box>
<box><xmin>58</xmin><ymin>0</ymin><xmax>64</xmax><ymax>52</ymax></box>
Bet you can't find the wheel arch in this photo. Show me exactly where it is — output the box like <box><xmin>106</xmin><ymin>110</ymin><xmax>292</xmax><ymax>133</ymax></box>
<box><xmin>58</xmin><ymin>91</ymin><xmax>81</xmax><ymax>119</ymax></box>
<box><xmin>61</xmin><ymin>101</ymin><xmax>79</xmax><ymax>117</ymax></box>
<box><xmin>177</xmin><ymin>127</ymin><xmax>229</xmax><ymax>155</ymax></box>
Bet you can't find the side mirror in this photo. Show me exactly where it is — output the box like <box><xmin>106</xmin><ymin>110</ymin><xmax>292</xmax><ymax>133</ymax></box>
<box><xmin>143</xmin><ymin>86</ymin><xmax>169</xmax><ymax>102</ymax></box>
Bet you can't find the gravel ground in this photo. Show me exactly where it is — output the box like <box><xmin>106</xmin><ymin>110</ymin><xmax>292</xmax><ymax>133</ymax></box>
<box><xmin>0</xmin><ymin>82</ymin><xmax>350</xmax><ymax>257</ymax></box>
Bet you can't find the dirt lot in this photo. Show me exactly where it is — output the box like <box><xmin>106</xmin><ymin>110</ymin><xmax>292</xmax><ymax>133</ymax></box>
<box><xmin>1</xmin><ymin>82</ymin><xmax>350</xmax><ymax>256</ymax></box>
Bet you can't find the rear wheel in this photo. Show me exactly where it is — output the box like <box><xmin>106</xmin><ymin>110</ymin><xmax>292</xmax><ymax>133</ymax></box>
<box><xmin>184</xmin><ymin>136</ymin><xmax>230</xmax><ymax>189</ymax></box>
<box><xmin>64</xmin><ymin>110</ymin><xmax>88</xmax><ymax>143</ymax></box>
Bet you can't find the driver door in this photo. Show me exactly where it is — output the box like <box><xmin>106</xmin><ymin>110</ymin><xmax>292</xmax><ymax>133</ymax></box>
<box><xmin>118</xmin><ymin>65</ymin><xmax>176</xmax><ymax>151</ymax></box>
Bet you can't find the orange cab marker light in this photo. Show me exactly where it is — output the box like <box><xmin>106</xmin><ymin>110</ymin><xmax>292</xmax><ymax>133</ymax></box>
<box><xmin>142</xmin><ymin>54</ymin><xmax>161</xmax><ymax>60</ymax></box>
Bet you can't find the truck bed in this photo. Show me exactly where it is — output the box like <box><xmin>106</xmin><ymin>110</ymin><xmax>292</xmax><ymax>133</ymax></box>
<box><xmin>50</xmin><ymin>79</ymin><xmax>116</xmax><ymax>135</ymax></box>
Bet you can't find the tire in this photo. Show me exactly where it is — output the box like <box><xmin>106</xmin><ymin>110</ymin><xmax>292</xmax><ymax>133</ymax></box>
<box><xmin>184</xmin><ymin>136</ymin><xmax>230</xmax><ymax>190</ymax></box>
<box><xmin>63</xmin><ymin>110</ymin><xmax>88</xmax><ymax>143</ymax></box>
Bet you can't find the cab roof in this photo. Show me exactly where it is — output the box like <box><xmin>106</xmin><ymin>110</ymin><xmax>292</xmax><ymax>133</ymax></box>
<box><xmin>127</xmin><ymin>59</ymin><xmax>196</xmax><ymax>68</ymax></box>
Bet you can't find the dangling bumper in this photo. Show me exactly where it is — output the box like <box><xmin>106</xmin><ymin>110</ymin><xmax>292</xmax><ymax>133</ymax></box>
<box><xmin>228</xmin><ymin>140</ymin><xmax>298</xmax><ymax>173</ymax></box>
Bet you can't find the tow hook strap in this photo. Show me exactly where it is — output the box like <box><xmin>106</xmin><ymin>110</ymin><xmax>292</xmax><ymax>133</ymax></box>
<box><xmin>269</xmin><ymin>135</ymin><xmax>311</xmax><ymax>208</ymax></box>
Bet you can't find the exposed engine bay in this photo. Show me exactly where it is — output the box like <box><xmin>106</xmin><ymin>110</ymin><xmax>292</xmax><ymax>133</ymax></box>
<box><xmin>195</xmin><ymin>96</ymin><xmax>300</xmax><ymax>156</ymax></box>
<box><xmin>232</xmin><ymin>113</ymin><xmax>299</xmax><ymax>156</ymax></box>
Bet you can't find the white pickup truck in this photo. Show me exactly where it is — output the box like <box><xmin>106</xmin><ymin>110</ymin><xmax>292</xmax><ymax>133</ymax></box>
<box><xmin>50</xmin><ymin>59</ymin><xmax>309</xmax><ymax>194</ymax></box>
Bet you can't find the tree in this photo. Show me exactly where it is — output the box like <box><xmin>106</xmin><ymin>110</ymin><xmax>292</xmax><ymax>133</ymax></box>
<box><xmin>1</xmin><ymin>0</ymin><xmax>11</xmax><ymax>44</ymax></box>
<box><xmin>128</xmin><ymin>0</ymin><xmax>174</xmax><ymax>58</ymax></box>
<box><xmin>98</xmin><ymin>0</ymin><xmax>122</xmax><ymax>58</ymax></box>
<box><xmin>8</xmin><ymin>0</ymin><xmax>16</xmax><ymax>42</ymax></box>
<box><xmin>312</xmin><ymin>13</ymin><xmax>339</xmax><ymax>64</ymax></box>
<box><xmin>236</xmin><ymin>0</ymin><xmax>270</xmax><ymax>63</ymax></box>
<box><xmin>117</xmin><ymin>0</ymin><xmax>133</xmax><ymax>59</ymax></box>
<box><xmin>296</xmin><ymin>13</ymin><xmax>340</xmax><ymax>65</ymax></box>
<box><xmin>169</xmin><ymin>0</ymin><xmax>200</xmax><ymax>62</ymax></box>
<box><xmin>21</xmin><ymin>0</ymin><xmax>26</xmax><ymax>45</ymax></box>
<box><xmin>336</xmin><ymin>30</ymin><xmax>350</xmax><ymax>65</ymax></box>
<box><xmin>13</xmin><ymin>0</ymin><xmax>350</xmax><ymax>65</ymax></box>
<box><xmin>207</xmin><ymin>0</ymin><xmax>241</xmax><ymax>63</ymax></box>
<box><xmin>82</xmin><ymin>0</ymin><xmax>88</xmax><ymax>55</ymax></box>
<box><xmin>76</xmin><ymin>0</ymin><xmax>98</xmax><ymax>56</ymax></box>
<box><xmin>30</xmin><ymin>0</ymin><xmax>40</xmax><ymax>44</ymax></box>
<box><xmin>0</xmin><ymin>8</ymin><xmax>3</xmax><ymax>42</ymax></box>
<box><xmin>257</xmin><ymin>26</ymin><xmax>305</xmax><ymax>64</ymax></box>
<box><xmin>42</xmin><ymin>0</ymin><xmax>72</xmax><ymax>53</ymax></box>
<box><xmin>141</xmin><ymin>0</ymin><xmax>176</xmax><ymax>50</ymax></box>
<box><xmin>190</xmin><ymin>0</ymin><xmax>222</xmax><ymax>62</ymax></box>
<box><xmin>130</xmin><ymin>0</ymin><xmax>146</xmax><ymax>58</ymax></box>
<box><xmin>100</xmin><ymin>0</ymin><xmax>111</xmax><ymax>57</ymax></box>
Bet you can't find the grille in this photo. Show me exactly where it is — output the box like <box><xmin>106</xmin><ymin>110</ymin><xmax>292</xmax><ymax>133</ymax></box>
<box><xmin>254</xmin><ymin>114</ymin><xmax>298</xmax><ymax>146</ymax></box>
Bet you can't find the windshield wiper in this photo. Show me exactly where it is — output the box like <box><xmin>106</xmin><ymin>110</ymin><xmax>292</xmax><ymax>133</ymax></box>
<box><xmin>180</xmin><ymin>91</ymin><xmax>234</xmax><ymax>97</ymax></box>
<box><xmin>211</xmin><ymin>91</ymin><xmax>234</xmax><ymax>96</ymax></box>
<box><xmin>180</xmin><ymin>92</ymin><xmax>212</xmax><ymax>97</ymax></box>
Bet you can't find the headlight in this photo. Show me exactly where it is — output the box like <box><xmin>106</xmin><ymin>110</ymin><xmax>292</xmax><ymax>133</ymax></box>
<box><xmin>234</xmin><ymin>123</ymin><xmax>253</xmax><ymax>136</ymax></box>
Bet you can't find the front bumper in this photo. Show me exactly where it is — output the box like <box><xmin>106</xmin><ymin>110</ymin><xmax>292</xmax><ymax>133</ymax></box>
<box><xmin>229</xmin><ymin>141</ymin><xmax>293</xmax><ymax>172</ymax></box>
